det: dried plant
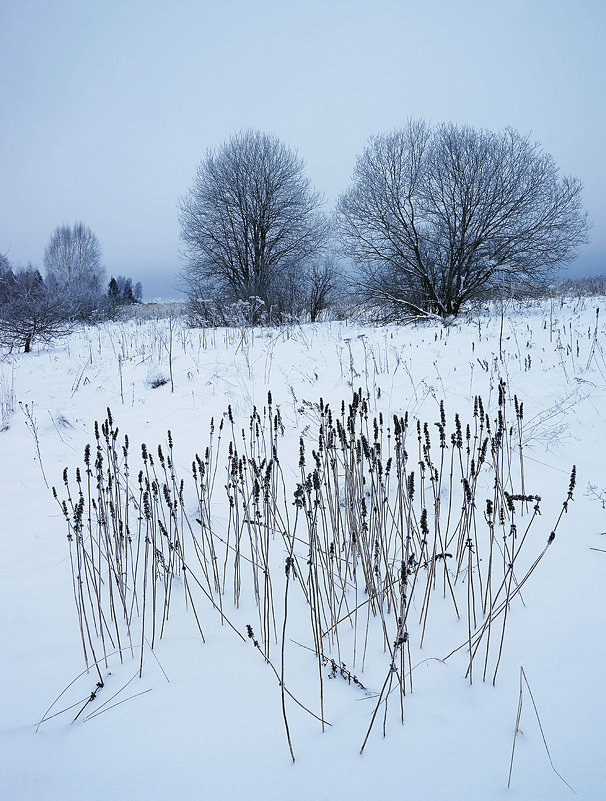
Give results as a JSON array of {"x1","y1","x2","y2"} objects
[{"x1": 50, "y1": 384, "x2": 576, "y2": 756}]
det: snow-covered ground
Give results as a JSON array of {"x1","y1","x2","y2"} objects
[{"x1": 1, "y1": 297, "x2": 605, "y2": 801}]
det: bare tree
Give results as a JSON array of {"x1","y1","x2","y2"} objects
[
  {"x1": 337, "y1": 120, "x2": 590, "y2": 321},
  {"x1": 0, "y1": 266, "x2": 72, "y2": 352},
  {"x1": 300, "y1": 257, "x2": 342, "y2": 322},
  {"x1": 178, "y1": 130, "x2": 329, "y2": 323},
  {"x1": 44, "y1": 222, "x2": 105, "y2": 318}
]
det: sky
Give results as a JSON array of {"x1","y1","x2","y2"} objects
[{"x1": 1, "y1": 0, "x2": 604, "y2": 301}]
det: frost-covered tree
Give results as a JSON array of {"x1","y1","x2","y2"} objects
[
  {"x1": 337, "y1": 120, "x2": 590, "y2": 321},
  {"x1": 44, "y1": 222, "x2": 105, "y2": 318},
  {"x1": 0, "y1": 265, "x2": 72, "y2": 352},
  {"x1": 179, "y1": 130, "x2": 329, "y2": 323},
  {"x1": 0, "y1": 251, "x2": 11, "y2": 275},
  {"x1": 121, "y1": 278, "x2": 135, "y2": 304},
  {"x1": 0, "y1": 254, "x2": 16, "y2": 305}
]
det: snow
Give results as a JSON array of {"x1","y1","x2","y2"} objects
[{"x1": 1, "y1": 298, "x2": 605, "y2": 800}]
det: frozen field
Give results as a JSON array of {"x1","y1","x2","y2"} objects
[{"x1": 1, "y1": 297, "x2": 605, "y2": 800}]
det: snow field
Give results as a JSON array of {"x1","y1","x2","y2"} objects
[{"x1": 1, "y1": 298, "x2": 605, "y2": 800}]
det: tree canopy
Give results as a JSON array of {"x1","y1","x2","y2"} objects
[
  {"x1": 0, "y1": 263, "x2": 72, "y2": 352},
  {"x1": 44, "y1": 222, "x2": 105, "y2": 317},
  {"x1": 178, "y1": 130, "x2": 330, "y2": 323},
  {"x1": 337, "y1": 120, "x2": 590, "y2": 320}
]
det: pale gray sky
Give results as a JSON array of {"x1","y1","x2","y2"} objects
[{"x1": 1, "y1": 0, "x2": 604, "y2": 300}]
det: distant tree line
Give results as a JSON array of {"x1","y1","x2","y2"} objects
[
  {"x1": 554, "y1": 274, "x2": 606, "y2": 297},
  {"x1": 1, "y1": 119, "x2": 596, "y2": 346},
  {"x1": 0, "y1": 223, "x2": 143, "y2": 351},
  {"x1": 108, "y1": 275, "x2": 143, "y2": 307}
]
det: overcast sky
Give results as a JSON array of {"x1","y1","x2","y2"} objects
[{"x1": 1, "y1": 0, "x2": 604, "y2": 300}]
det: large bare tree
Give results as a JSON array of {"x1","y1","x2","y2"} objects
[
  {"x1": 178, "y1": 130, "x2": 329, "y2": 323},
  {"x1": 44, "y1": 222, "x2": 105, "y2": 317},
  {"x1": 337, "y1": 120, "x2": 590, "y2": 320}
]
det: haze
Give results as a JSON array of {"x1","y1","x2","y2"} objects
[{"x1": 1, "y1": 0, "x2": 604, "y2": 300}]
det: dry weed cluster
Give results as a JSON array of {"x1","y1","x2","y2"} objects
[{"x1": 52, "y1": 381, "x2": 575, "y2": 754}]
